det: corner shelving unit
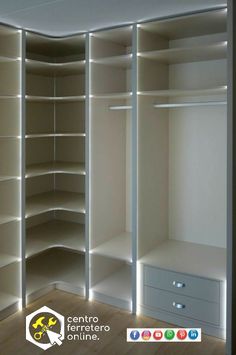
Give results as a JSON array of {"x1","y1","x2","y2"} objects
[
  {"x1": 0, "y1": 25, "x2": 22, "y2": 319},
  {"x1": 90, "y1": 25, "x2": 134, "y2": 310},
  {"x1": 137, "y1": 8, "x2": 227, "y2": 338},
  {"x1": 25, "y1": 32, "x2": 87, "y2": 303}
]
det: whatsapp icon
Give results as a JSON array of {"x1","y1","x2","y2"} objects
[{"x1": 164, "y1": 329, "x2": 175, "y2": 340}]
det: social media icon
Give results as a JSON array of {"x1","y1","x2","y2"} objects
[
  {"x1": 188, "y1": 329, "x2": 198, "y2": 340},
  {"x1": 153, "y1": 330, "x2": 163, "y2": 340},
  {"x1": 164, "y1": 329, "x2": 175, "y2": 340},
  {"x1": 177, "y1": 329, "x2": 187, "y2": 340},
  {"x1": 142, "y1": 330, "x2": 151, "y2": 340},
  {"x1": 130, "y1": 330, "x2": 140, "y2": 340}
]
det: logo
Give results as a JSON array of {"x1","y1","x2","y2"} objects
[
  {"x1": 177, "y1": 329, "x2": 187, "y2": 340},
  {"x1": 26, "y1": 306, "x2": 65, "y2": 350},
  {"x1": 164, "y1": 329, "x2": 175, "y2": 340},
  {"x1": 188, "y1": 329, "x2": 199, "y2": 340},
  {"x1": 130, "y1": 330, "x2": 140, "y2": 341},
  {"x1": 153, "y1": 330, "x2": 163, "y2": 340},
  {"x1": 141, "y1": 330, "x2": 151, "y2": 340}
]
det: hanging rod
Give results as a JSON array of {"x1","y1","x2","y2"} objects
[{"x1": 109, "y1": 105, "x2": 132, "y2": 110}]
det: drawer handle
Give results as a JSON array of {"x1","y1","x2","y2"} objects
[
  {"x1": 172, "y1": 302, "x2": 185, "y2": 309},
  {"x1": 172, "y1": 281, "x2": 185, "y2": 288}
]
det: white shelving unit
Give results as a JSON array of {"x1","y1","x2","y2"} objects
[
  {"x1": 25, "y1": 32, "x2": 86, "y2": 301},
  {"x1": 0, "y1": 25, "x2": 21, "y2": 319},
  {"x1": 90, "y1": 26, "x2": 134, "y2": 310},
  {"x1": 138, "y1": 8, "x2": 227, "y2": 338}
]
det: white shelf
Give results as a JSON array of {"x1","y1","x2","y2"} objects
[
  {"x1": 26, "y1": 162, "x2": 85, "y2": 178},
  {"x1": 0, "y1": 95, "x2": 20, "y2": 99},
  {"x1": 26, "y1": 220, "x2": 85, "y2": 258},
  {"x1": 26, "y1": 95, "x2": 86, "y2": 102},
  {"x1": 26, "y1": 59, "x2": 85, "y2": 75},
  {"x1": 0, "y1": 136, "x2": 20, "y2": 139},
  {"x1": 92, "y1": 92, "x2": 132, "y2": 99},
  {"x1": 92, "y1": 54, "x2": 132, "y2": 69},
  {"x1": 138, "y1": 86, "x2": 227, "y2": 97},
  {"x1": 26, "y1": 250, "x2": 85, "y2": 296},
  {"x1": 91, "y1": 232, "x2": 132, "y2": 263},
  {"x1": 140, "y1": 240, "x2": 226, "y2": 281},
  {"x1": 0, "y1": 215, "x2": 19, "y2": 226},
  {"x1": 26, "y1": 191, "x2": 85, "y2": 218},
  {"x1": 0, "y1": 292, "x2": 19, "y2": 312},
  {"x1": 92, "y1": 265, "x2": 131, "y2": 303},
  {"x1": 153, "y1": 101, "x2": 227, "y2": 108},
  {"x1": 25, "y1": 133, "x2": 86, "y2": 138},
  {"x1": 0, "y1": 253, "x2": 19, "y2": 268},
  {"x1": 0, "y1": 176, "x2": 20, "y2": 182},
  {"x1": 0, "y1": 56, "x2": 20, "y2": 63},
  {"x1": 139, "y1": 42, "x2": 227, "y2": 64}
]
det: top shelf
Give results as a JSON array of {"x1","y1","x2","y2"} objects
[
  {"x1": 26, "y1": 59, "x2": 85, "y2": 76},
  {"x1": 138, "y1": 42, "x2": 227, "y2": 64}
]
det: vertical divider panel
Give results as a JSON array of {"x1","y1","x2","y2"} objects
[
  {"x1": 20, "y1": 30, "x2": 26, "y2": 308},
  {"x1": 131, "y1": 24, "x2": 138, "y2": 314},
  {"x1": 85, "y1": 33, "x2": 91, "y2": 300}
]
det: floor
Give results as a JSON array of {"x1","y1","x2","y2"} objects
[{"x1": 0, "y1": 290, "x2": 226, "y2": 355}]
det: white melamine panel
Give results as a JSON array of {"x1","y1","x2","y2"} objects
[
  {"x1": 0, "y1": 263, "x2": 20, "y2": 308},
  {"x1": 26, "y1": 73, "x2": 54, "y2": 96},
  {"x1": 55, "y1": 101, "x2": 85, "y2": 133},
  {"x1": 26, "y1": 174, "x2": 53, "y2": 197},
  {"x1": 26, "y1": 138, "x2": 54, "y2": 165},
  {"x1": 138, "y1": 96, "x2": 169, "y2": 257},
  {"x1": 0, "y1": 61, "x2": 20, "y2": 96},
  {"x1": 169, "y1": 106, "x2": 227, "y2": 248},
  {"x1": 91, "y1": 98, "x2": 130, "y2": 248},
  {"x1": 55, "y1": 174, "x2": 85, "y2": 194},
  {"x1": 55, "y1": 74, "x2": 85, "y2": 96},
  {"x1": 56, "y1": 137, "x2": 85, "y2": 163},
  {"x1": 0, "y1": 180, "x2": 20, "y2": 219},
  {"x1": 0, "y1": 221, "x2": 20, "y2": 260},
  {"x1": 26, "y1": 102, "x2": 54, "y2": 134}
]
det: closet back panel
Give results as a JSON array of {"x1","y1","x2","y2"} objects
[
  {"x1": 55, "y1": 175, "x2": 85, "y2": 193},
  {"x1": 26, "y1": 175, "x2": 54, "y2": 197},
  {"x1": 26, "y1": 102, "x2": 54, "y2": 134},
  {"x1": 91, "y1": 99, "x2": 129, "y2": 248},
  {"x1": 0, "y1": 180, "x2": 20, "y2": 216},
  {"x1": 26, "y1": 74, "x2": 54, "y2": 96},
  {"x1": 0, "y1": 62, "x2": 20, "y2": 95},
  {"x1": 169, "y1": 106, "x2": 227, "y2": 247},
  {"x1": 26, "y1": 139, "x2": 54, "y2": 165},
  {"x1": 0, "y1": 27, "x2": 20, "y2": 58},
  {"x1": 0, "y1": 263, "x2": 20, "y2": 297},
  {"x1": 55, "y1": 75, "x2": 85, "y2": 96},
  {"x1": 0, "y1": 222, "x2": 20, "y2": 257},
  {"x1": 138, "y1": 96, "x2": 169, "y2": 258},
  {"x1": 55, "y1": 102, "x2": 85, "y2": 133},
  {"x1": 55, "y1": 138, "x2": 85, "y2": 162}
]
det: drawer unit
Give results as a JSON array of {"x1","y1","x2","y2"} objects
[
  {"x1": 143, "y1": 265, "x2": 220, "y2": 303},
  {"x1": 143, "y1": 286, "x2": 220, "y2": 325}
]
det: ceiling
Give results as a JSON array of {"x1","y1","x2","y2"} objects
[{"x1": 0, "y1": 0, "x2": 227, "y2": 37}]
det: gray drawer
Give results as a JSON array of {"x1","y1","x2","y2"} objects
[
  {"x1": 144, "y1": 286, "x2": 220, "y2": 325},
  {"x1": 143, "y1": 266, "x2": 220, "y2": 303}
]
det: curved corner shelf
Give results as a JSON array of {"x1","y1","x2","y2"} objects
[
  {"x1": 26, "y1": 95, "x2": 86, "y2": 102},
  {"x1": 26, "y1": 59, "x2": 85, "y2": 76},
  {"x1": 26, "y1": 162, "x2": 85, "y2": 178},
  {"x1": 26, "y1": 220, "x2": 85, "y2": 258},
  {"x1": 26, "y1": 191, "x2": 85, "y2": 219},
  {"x1": 25, "y1": 133, "x2": 86, "y2": 138}
]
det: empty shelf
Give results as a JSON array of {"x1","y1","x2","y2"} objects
[
  {"x1": 26, "y1": 162, "x2": 85, "y2": 178},
  {"x1": 92, "y1": 54, "x2": 132, "y2": 69},
  {"x1": 140, "y1": 240, "x2": 226, "y2": 281},
  {"x1": 26, "y1": 220, "x2": 85, "y2": 258},
  {"x1": 92, "y1": 265, "x2": 131, "y2": 304},
  {"x1": 26, "y1": 95, "x2": 86, "y2": 102},
  {"x1": 0, "y1": 292, "x2": 19, "y2": 312},
  {"x1": 0, "y1": 176, "x2": 20, "y2": 182},
  {"x1": 92, "y1": 92, "x2": 132, "y2": 99},
  {"x1": 0, "y1": 56, "x2": 20, "y2": 63},
  {"x1": 91, "y1": 232, "x2": 132, "y2": 262},
  {"x1": 26, "y1": 249, "x2": 85, "y2": 296},
  {"x1": 26, "y1": 59, "x2": 85, "y2": 76},
  {"x1": 26, "y1": 191, "x2": 85, "y2": 218},
  {"x1": 0, "y1": 253, "x2": 19, "y2": 268},
  {"x1": 139, "y1": 42, "x2": 227, "y2": 64},
  {"x1": 153, "y1": 101, "x2": 227, "y2": 108},
  {"x1": 25, "y1": 133, "x2": 85, "y2": 138},
  {"x1": 138, "y1": 86, "x2": 227, "y2": 97}
]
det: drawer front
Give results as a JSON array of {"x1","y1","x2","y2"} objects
[
  {"x1": 144, "y1": 266, "x2": 220, "y2": 303},
  {"x1": 144, "y1": 286, "x2": 220, "y2": 325}
]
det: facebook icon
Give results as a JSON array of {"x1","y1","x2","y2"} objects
[{"x1": 130, "y1": 330, "x2": 140, "y2": 340}]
